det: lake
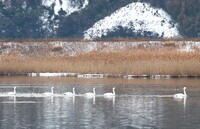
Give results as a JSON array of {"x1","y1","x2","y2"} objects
[{"x1": 0, "y1": 76, "x2": 200, "y2": 129}]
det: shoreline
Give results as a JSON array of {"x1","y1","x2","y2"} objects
[{"x1": 0, "y1": 73, "x2": 200, "y2": 79}]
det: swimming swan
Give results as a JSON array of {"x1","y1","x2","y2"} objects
[
  {"x1": 84, "y1": 88, "x2": 96, "y2": 97},
  {"x1": 64, "y1": 87, "x2": 75, "y2": 97},
  {"x1": 103, "y1": 87, "x2": 115, "y2": 97},
  {"x1": 173, "y1": 87, "x2": 187, "y2": 99},
  {"x1": 43, "y1": 87, "x2": 54, "y2": 96},
  {"x1": 8, "y1": 87, "x2": 17, "y2": 95}
]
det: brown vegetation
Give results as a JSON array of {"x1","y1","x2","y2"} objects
[
  {"x1": 51, "y1": 45, "x2": 63, "y2": 51},
  {"x1": 1, "y1": 49, "x2": 200, "y2": 75}
]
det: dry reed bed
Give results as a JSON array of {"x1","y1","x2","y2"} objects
[{"x1": 1, "y1": 49, "x2": 200, "y2": 75}]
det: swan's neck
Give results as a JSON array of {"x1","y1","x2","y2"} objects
[
  {"x1": 51, "y1": 88, "x2": 54, "y2": 94},
  {"x1": 73, "y1": 88, "x2": 75, "y2": 95},
  {"x1": 183, "y1": 88, "x2": 187, "y2": 96},
  {"x1": 93, "y1": 88, "x2": 95, "y2": 95},
  {"x1": 113, "y1": 88, "x2": 115, "y2": 95},
  {"x1": 14, "y1": 88, "x2": 16, "y2": 94}
]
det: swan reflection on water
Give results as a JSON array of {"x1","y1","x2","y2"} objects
[
  {"x1": 64, "y1": 95, "x2": 75, "y2": 104},
  {"x1": 173, "y1": 95, "x2": 187, "y2": 110},
  {"x1": 84, "y1": 95, "x2": 96, "y2": 105},
  {"x1": 104, "y1": 96, "x2": 115, "y2": 107}
]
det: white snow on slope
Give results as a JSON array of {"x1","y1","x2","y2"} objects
[
  {"x1": 41, "y1": 0, "x2": 89, "y2": 36},
  {"x1": 84, "y1": 2, "x2": 180, "y2": 40},
  {"x1": 1, "y1": 0, "x2": 11, "y2": 8},
  {"x1": 42, "y1": 0, "x2": 89, "y2": 16}
]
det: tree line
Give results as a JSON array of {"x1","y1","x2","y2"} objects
[{"x1": 0, "y1": 0, "x2": 199, "y2": 39}]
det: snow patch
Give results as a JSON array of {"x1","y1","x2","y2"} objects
[
  {"x1": 177, "y1": 41, "x2": 200, "y2": 52},
  {"x1": 42, "y1": 0, "x2": 89, "y2": 16},
  {"x1": 40, "y1": 11, "x2": 58, "y2": 36},
  {"x1": 84, "y1": 2, "x2": 180, "y2": 40},
  {"x1": 1, "y1": 0, "x2": 11, "y2": 8},
  {"x1": 22, "y1": 1, "x2": 27, "y2": 9}
]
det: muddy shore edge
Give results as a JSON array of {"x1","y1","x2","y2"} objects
[{"x1": 1, "y1": 73, "x2": 200, "y2": 79}]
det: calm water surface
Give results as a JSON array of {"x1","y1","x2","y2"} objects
[{"x1": 0, "y1": 77, "x2": 200, "y2": 129}]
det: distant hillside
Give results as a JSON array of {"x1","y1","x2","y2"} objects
[{"x1": 0, "y1": 0, "x2": 199, "y2": 39}]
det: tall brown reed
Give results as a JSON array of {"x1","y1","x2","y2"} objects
[{"x1": 1, "y1": 49, "x2": 200, "y2": 75}]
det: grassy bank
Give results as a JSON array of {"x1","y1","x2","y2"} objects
[{"x1": 1, "y1": 49, "x2": 200, "y2": 75}]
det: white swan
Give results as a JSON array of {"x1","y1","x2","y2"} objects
[
  {"x1": 103, "y1": 87, "x2": 115, "y2": 97},
  {"x1": 84, "y1": 88, "x2": 96, "y2": 97},
  {"x1": 8, "y1": 87, "x2": 17, "y2": 95},
  {"x1": 43, "y1": 87, "x2": 54, "y2": 96},
  {"x1": 173, "y1": 87, "x2": 187, "y2": 99},
  {"x1": 64, "y1": 87, "x2": 76, "y2": 97}
]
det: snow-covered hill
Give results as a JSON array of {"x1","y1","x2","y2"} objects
[{"x1": 84, "y1": 2, "x2": 180, "y2": 40}]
